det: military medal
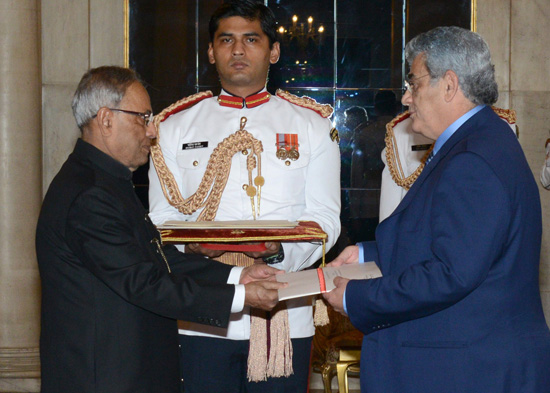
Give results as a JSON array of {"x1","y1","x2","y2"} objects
[
  {"x1": 276, "y1": 133, "x2": 288, "y2": 160},
  {"x1": 288, "y1": 148, "x2": 299, "y2": 160},
  {"x1": 276, "y1": 147, "x2": 288, "y2": 160},
  {"x1": 287, "y1": 134, "x2": 300, "y2": 160},
  {"x1": 276, "y1": 133, "x2": 300, "y2": 163}
]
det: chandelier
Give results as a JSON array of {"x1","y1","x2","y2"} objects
[{"x1": 277, "y1": 15, "x2": 325, "y2": 50}]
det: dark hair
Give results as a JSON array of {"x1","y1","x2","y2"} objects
[
  {"x1": 374, "y1": 90, "x2": 397, "y2": 116},
  {"x1": 71, "y1": 66, "x2": 142, "y2": 130},
  {"x1": 209, "y1": 0, "x2": 278, "y2": 47},
  {"x1": 345, "y1": 106, "x2": 369, "y2": 124}
]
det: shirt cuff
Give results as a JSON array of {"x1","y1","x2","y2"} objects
[
  {"x1": 356, "y1": 242, "x2": 365, "y2": 263},
  {"x1": 228, "y1": 267, "x2": 245, "y2": 313},
  {"x1": 343, "y1": 288, "x2": 348, "y2": 314}
]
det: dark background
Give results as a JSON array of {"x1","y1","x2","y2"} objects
[{"x1": 129, "y1": 0, "x2": 471, "y2": 250}]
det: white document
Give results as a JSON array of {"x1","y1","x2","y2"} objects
[
  {"x1": 276, "y1": 262, "x2": 382, "y2": 301},
  {"x1": 159, "y1": 220, "x2": 298, "y2": 229}
]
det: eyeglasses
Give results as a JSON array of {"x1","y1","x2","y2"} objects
[
  {"x1": 403, "y1": 73, "x2": 430, "y2": 95},
  {"x1": 110, "y1": 108, "x2": 154, "y2": 126},
  {"x1": 93, "y1": 108, "x2": 154, "y2": 126}
]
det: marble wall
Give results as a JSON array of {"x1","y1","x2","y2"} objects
[
  {"x1": 0, "y1": 1, "x2": 125, "y2": 392},
  {"x1": 0, "y1": 1, "x2": 41, "y2": 392},
  {"x1": 478, "y1": 0, "x2": 550, "y2": 325},
  {"x1": 41, "y1": 0, "x2": 125, "y2": 189}
]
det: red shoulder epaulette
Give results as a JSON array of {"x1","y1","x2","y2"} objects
[
  {"x1": 155, "y1": 91, "x2": 213, "y2": 124},
  {"x1": 386, "y1": 110, "x2": 410, "y2": 132},
  {"x1": 275, "y1": 89, "x2": 333, "y2": 118},
  {"x1": 491, "y1": 106, "x2": 516, "y2": 125}
]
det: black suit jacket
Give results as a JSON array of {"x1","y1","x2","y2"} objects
[{"x1": 36, "y1": 139, "x2": 235, "y2": 393}]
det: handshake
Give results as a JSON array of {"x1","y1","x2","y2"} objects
[
  {"x1": 187, "y1": 240, "x2": 289, "y2": 311},
  {"x1": 239, "y1": 263, "x2": 287, "y2": 311}
]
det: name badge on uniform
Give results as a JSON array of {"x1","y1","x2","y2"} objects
[
  {"x1": 182, "y1": 141, "x2": 208, "y2": 150},
  {"x1": 276, "y1": 133, "x2": 299, "y2": 161},
  {"x1": 411, "y1": 144, "x2": 432, "y2": 151}
]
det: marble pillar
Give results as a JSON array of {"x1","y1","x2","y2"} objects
[
  {"x1": 477, "y1": 0, "x2": 550, "y2": 327},
  {"x1": 0, "y1": 0, "x2": 42, "y2": 388}
]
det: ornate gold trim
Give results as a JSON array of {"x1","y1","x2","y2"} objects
[
  {"x1": 384, "y1": 111, "x2": 432, "y2": 190},
  {"x1": 124, "y1": 0, "x2": 129, "y2": 68},
  {"x1": 246, "y1": 93, "x2": 271, "y2": 107},
  {"x1": 471, "y1": 0, "x2": 477, "y2": 32},
  {"x1": 161, "y1": 233, "x2": 327, "y2": 243},
  {"x1": 491, "y1": 107, "x2": 517, "y2": 124},
  {"x1": 154, "y1": 91, "x2": 213, "y2": 128},
  {"x1": 151, "y1": 97, "x2": 264, "y2": 220},
  {"x1": 276, "y1": 89, "x2": 334, "y2": 118},
  {"x1": 384, "y1": 106, "x2": 517, "y2": 191},
  {"x1": 150, "y1": 92, "x2": 212, "y2": 217}
]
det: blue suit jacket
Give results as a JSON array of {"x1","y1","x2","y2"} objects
[{"x1": 347, "y1": 106, "x2": 550, "y2": 392}]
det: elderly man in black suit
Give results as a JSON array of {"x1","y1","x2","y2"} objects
[{"x1": 36, "y1": 66, "x2": 283, "y2": 393}]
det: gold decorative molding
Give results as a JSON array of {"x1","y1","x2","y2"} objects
[
  {"x1": 471, "y1": 0, "x2": 477, "y2": 32},
  {"x1": 124, "y1": 0, "x2": 130, "y2": 68},
  {"x1": 0, "y1": 347, "x2": 40, "y2": 378}
]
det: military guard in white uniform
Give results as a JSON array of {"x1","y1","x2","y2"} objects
[{"x1": 147, "y1": 1, "x2": 340, "y2": 392}]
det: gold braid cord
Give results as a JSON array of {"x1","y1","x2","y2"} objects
[
  {"x1": 384, "y1": 111, "x2": 433, "y2": 190},
  {"x1": 150, "y1": 91, "x2": 213, "y2": 217},
  {"x1": 151, "y1": 115, "x2": 263, "y2": 221},
  {"x1": 384, "y1": 107, "x2": 518, "y2": 191},
  {"x1": 152, "y1": 94, "x2": 291, "y2": 381},
  {"x1": 276, "y1": 89, "x2": 334, "y2": 118},
  {"x1": 491, "y1": 107, "x2": 517, "y2": 124}
]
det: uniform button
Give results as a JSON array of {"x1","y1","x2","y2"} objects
[
  {"x1": 285, "y1": 161, "x2": 291, "y2": 166},
  {"x1": 193, "y1": 160, "x2": 199, "y2": 167},
  {"x1": 242, "y1": 149, "x2": 248, "y2": 155}
]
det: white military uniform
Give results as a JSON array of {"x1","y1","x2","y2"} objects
[
  {"x1": 541, "y1": 142, "x2": 550, "y2": 189},
  {"x1": 379, "y1": 114, "x2": 432, "y2": 221},
  {"x1": 380, "y1": 108, "x2": 518, "y2": 221},
  {"x1": 148, "y1": 88, "x2": 341, "y2": 340}
]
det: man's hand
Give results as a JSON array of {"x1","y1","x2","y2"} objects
[
  {"x1": 322, "y1": 276, "x2": 350, "y2": 316},
  {"x1": 244, "y1": 280, "x2": 285, "y2": 311},
  {"x1": 185, "y1": 242, "x2": 281, "y2": 260},
  {"x1": 328, "y1": 245, "x2": 360, "y2": 267},
  {"x1": 243, "y1": 241, "x2": 280, "y2": 259},
  {"x1": 185, "y1": 243, "x2": 225, "y2": 258},
  {"x1": 240, "y1": 263, "x2": 283, "y2": 284}
]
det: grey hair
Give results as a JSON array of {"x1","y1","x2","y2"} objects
[
  {"x1": 405, "y1": 26, "x2": 498, "y2": 105},
  {"x1": 71, "y1": 66, "x2": 142, "y2": 130}
]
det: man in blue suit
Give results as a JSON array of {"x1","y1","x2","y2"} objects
[{"x1": 323, "y1": 26, "x2": 550, "y2": 392}]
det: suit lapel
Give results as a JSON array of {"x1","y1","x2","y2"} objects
[{"x1": 383, "y1": 106, "x2": 492, "y2": 221}]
